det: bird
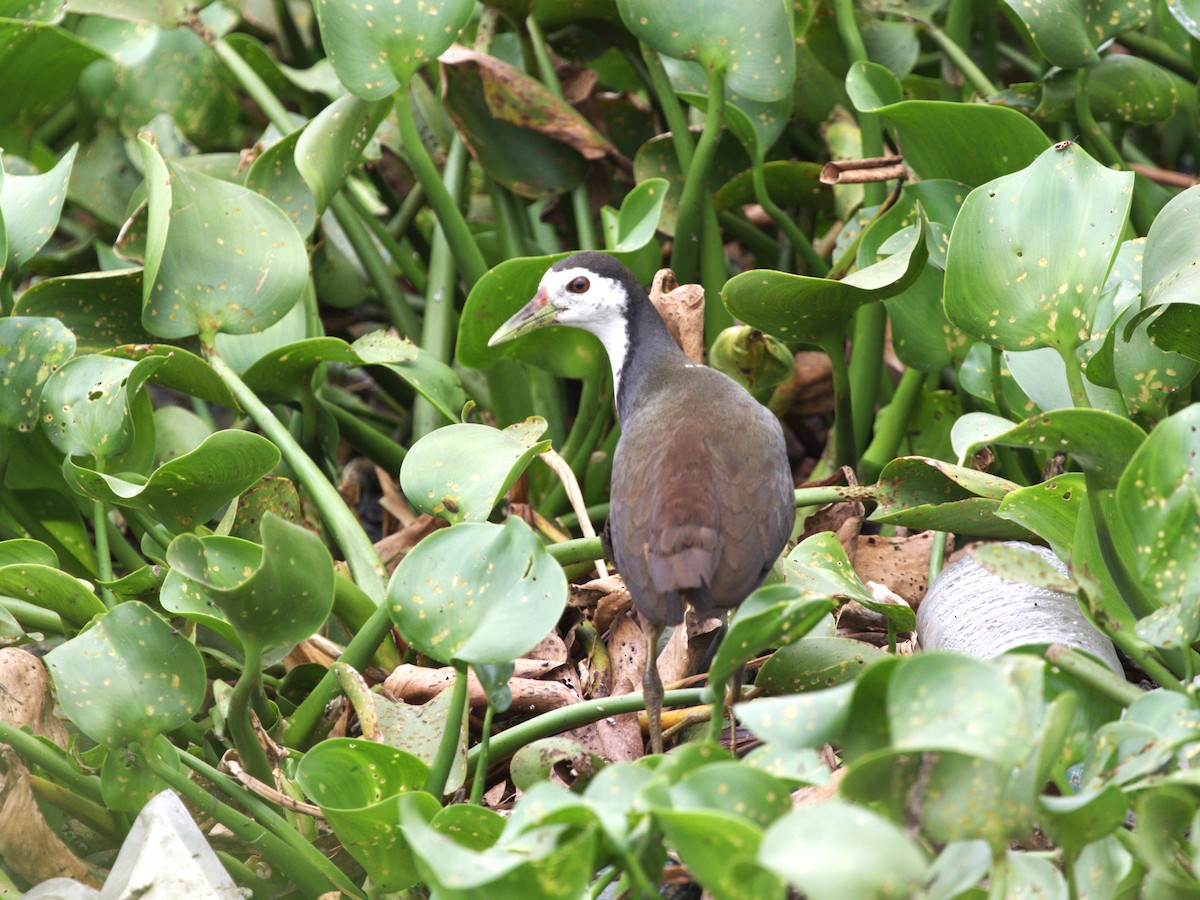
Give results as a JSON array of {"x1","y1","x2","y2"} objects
[{"x1": 488, "y1": 252, "x2": 795, "y2": 753}]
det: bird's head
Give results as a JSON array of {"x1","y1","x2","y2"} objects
[{"x1": 488, "y1": 252, "x2": 639, "y2": 346}]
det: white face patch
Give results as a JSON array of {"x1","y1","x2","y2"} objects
[{"x1": 540, "y1": 266, "x2": 631, "y2": 398}]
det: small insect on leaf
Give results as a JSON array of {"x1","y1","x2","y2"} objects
[{"x1": 1054, "y1": 139, "x2": 1076, "y2": 151}]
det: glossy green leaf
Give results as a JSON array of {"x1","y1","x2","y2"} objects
[
  {"x1": 351, "y1": 331, "x2": 467, "y2": 423},
  {"x1": 945, "y1": 144, "x2": 1133, "y2": 355},
  {"x1": 757, "y1": 637, "x2": 887, "y2": 695},
  {"x1": 313, "y1": 0, "x2": 474, "y2": 98},
  {"x1": 1005, "y1": 346, "x2": 1123, "y2": 414},
  {"x1": 1135, "y1": 185, "x2": 1200, "y2": 360},
  {"x1": 994, "y1": 474, "x2": 1086, "y2": 559},
  {"x1": 386, "y1": 517, "x2": 567, "y2": 666},
  {"x1": 847, "y1": 62, "x2": 1048, "y2": 185},
  {"x1": 0, "y1": 539, "x2": 57, "y2": 568},
  {"x1": 0, "y1": 143, "x2": 75, "y2": 276},
  {"x1": 870, "y1": 456, "x2": 1029, "y2": 539},
  {"x1": 1040, "y1": 785, "x2": 1129, "y2": 857},
  {"x1": 246, "y1": 94, "x2": 392, "y2": 236},
  {"x1": 618, "y1": 0, "x2": 793, "y2": 102},
  {"x1": 713, "y1": 161, "x2": 830, "y2": 215},
  {"x1": 758, "y1": 802, "x2": 929, "y2": 899},
  {"x1": 296, "y1": 738, "x2": 434, "y2": 893},
  {"x1": 1002, "y1": 0, "x2": 1152, "y2": 68},
  {"x1": 669, "y1": 761, "x2": 792, "y2": 828},
  {"x1": 510, "y1": 737, "x2": 605, "y2": 792},
  {"x1": 722, "y1": 216, "x2": 926, "y2": 347},
  {"x1": 106, "y1": 343, "x2": 239, "y2": 410},
  {"x1": 400, "y1": 419, "x2": 550, "y2": 524},
  {"x1": 100, "y1": 735, "x2": 175, "y2": 813},
  {"x1": 1034, "y1": 56, "x2": 1179, "y2": 125},
  {"x1": 735, "y1": 681, "x2": 856, "y2": 751},
  {"x1": 375, "y1": 686, "x2": 468, "y2": 794},
  {"x1": 655, "y1": 809, "x2": 786, "y2": 900},
  {"x1": 138, "y1": 135, "x2": 308, "y2": 340},
  {"x1": 0, "y1": 563, "x2": 106, "y2": 628},
  {"x1": 1114, "y1": 405, "x2": 1200, "y2": 631},
  {"x1": 708, "y1": 585, "x2": 835, "y2": 699},
  {"x1": 609, "y1": 177, "x2": 668, "y2": 252},
  {"x1": 14, "y1": 270, "x2": 157, "y2": 353},
  {"x1": 784, "y1": 532, "x2": 916, "y2": 632},
  {"x1": 45, "y1": 601, "x2": 205, "y2": 746},
  {"x1": 39, "y1": 353, "x2": 164, "y2": 462},
  {"x1": 63, "y1": 430, "x2": 280, "y2": 534},
  {"x1": 164, "y1": 513, "x2": 334, "y2": 652},
  {"x1": 632, "y1": 130, "x2": 751, "y2": 236},
  {"x1": 0, "y1": 316, "x2": 75, "y2": 432}
]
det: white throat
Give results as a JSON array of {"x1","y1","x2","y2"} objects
[{"x1": 587, "y1": 316, "x2": 629, "y2": 409}]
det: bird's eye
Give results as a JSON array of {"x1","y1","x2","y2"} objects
[{"x1": 567, "y1": 276, "x2": 590, "y2": 293}]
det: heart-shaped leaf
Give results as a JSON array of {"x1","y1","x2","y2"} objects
[
  {"x1": 138, "y1": 135, "x2": 307, "y2": 341},
  {"x1": 386, "y1": 517, "x2": 566, "y2": 666},
  {"x1": 14, "y1": 270, "x2": 158, "y2": 353},
  {"x1": 45, "y1": 601, "x2": 206, "y2": 746},
  {"x1": 784, "y1": 532, "x2": 916, "y2": 632},
  {"x1": 0, "y1": 563, "x2": 107, "y2": 628},
  {"x1": 0, "y1": 317, "x2": 76, "y2": 432},
  {"x1": 1002, "y1": 0, "x2": 1152, "y2": 68},
  {"x1": 0, "y1": 144, "x2": 76, "y2": 277}
]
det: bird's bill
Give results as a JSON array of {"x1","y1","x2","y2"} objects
[{"x1": 488, "y1": 287, "x2": 559, "y2": 346}]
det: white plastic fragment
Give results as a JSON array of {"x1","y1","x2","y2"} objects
[{"x1": 916, "y1": 542, "x2": 1122, "y2": 674}]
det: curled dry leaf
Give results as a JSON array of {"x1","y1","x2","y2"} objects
[
  {"x1": 770, "y1": 350, "x2": 835, "y2": 417},
  {"x1": 649, "y1": 269, "x2": 706, "y2": 363},
  {"x1": 798, "y1": 499, "x2": 864, "y2": 554},
  {"x1": 375, "y1": 513, "x2": 447, "y2": 573},
  {"x1": 656, "y1": 608, "x2": 724, "y2": 686},
  {"x1": 382, "y1": 662, "x2": 577, "y2": 716},
  {"x1": 853, "y1": 531, "x2": 946, "y2": 607},
  {"x1": 439, "y1": 45, "x2": 621, "y2": 162}
]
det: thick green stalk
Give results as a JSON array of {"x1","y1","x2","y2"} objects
[
  {"x1": 226, "y1": 644, "x2": 274, "y2": 789},
  {"x1": 144, "y1": 747, "x2": 363, "y2": 898},
  {"x1": 345, "y1": 188, "x2": 428, "y2": 294},
  {"x1": 642, "y1": 48, "x2": 695, "y2": 169},
  {"x1": 388, "y1": 181, "x2": 427, "y2": 241},
  {"x1": 424, "y1": 666, "x2": 469, "y2": 798},
  {"x1": 92, "y1": 499, "x2": 116, "y2": 608},
  {"x1": 469, "y1": 704, "x2": 495, "y2": 805},
  {"x1": 322, "y1": 399, "x2": 406, "y2": 472},
  {"x1": 848, "y1": 304, "x2": 886, "y2": 457},
  {"x1": 1, "y1": 597, "x2": 65, "y2": 634},
  {"x1": 671, "y1": 66, "x2": 725, "y2": 284},
  {"x1": 700, "y1": 204, "x2": 733, "y2": 342},
  {"x1": 1060, "y1": 346, "x2": 1093, "y2": 409},
  {"x1": 1074, "y1": 69, "x2": 1123, "y2": 169},
  {"x1": 858, "y1": 367, "x2": 927, "y2": 482},
  {"x1": 29, "y1": 774, "x2": 123, "y2": 843},
  {"x1": 1045, "y1": 645, "x2": 1144, "y2": 707},
  {"x1": 0, "y1": 721, "x2": 104, "y2": 805},
  {"x1": 751, "y1": 162, "x2": 827, "y2": 276},
  {"x1": 824, "y1": 340, "x2": 858, "y2": 471},
  {"x1": 924, "y1": 18, "x2": 999, "y2": 96},
  {"x1": 394, "y1": 86, "x2": 489, "y2": 289},
  {"x1": 204, "y1": 349, "x2": 386, "y2": 600}
]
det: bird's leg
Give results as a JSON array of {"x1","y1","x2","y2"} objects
[{"x1": 643, "y1": 622, "x2": 665, "y2": 755}]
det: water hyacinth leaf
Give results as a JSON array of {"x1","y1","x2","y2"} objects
[
  {"x1": 707, "y1": 586, "x2": 836, "y2": 698},
  {"x1": 735, "y1": 680, "x2": 856, "y2": 751},
  {"x1": 400, "y1": 419, "x2": 550, "y2": 523},
  {"x1": 1040, "y1": 785, "x2": 1129, "y2": 857},
  {"x1": 1134, "y1": 185, "x2": 1200, "y2": 359},
  {"x1": 0, "y1": 144, "x2": 76, "y2": 276},
  {"x1": 137, "y1": 135, "x2": 308, "y2": 340},
  {"x1": 784, "y1": 531, "x2": 915, "y2": 632},
  {"x1": 713, "y1": 162, "x2": 830, "y2": 215},
  {"x1": 669, "y1": 761, "x2": 793, "y2": 828},
  {"x1": 1166, "y1": 0, "x2": 1200, "y2": 35},
  {"x1": 63, "y1": 430, "x2": 280, "y2": 534},
  {"x1": 758, "y1": 802, "x2": 929, "y2": 899},
  {"x1": 946, "y1": 145, "x2": 1132, "y2": 357},
  {"x1": 240, "y1": 337, "x2": 361, "y2": 401},
  {"x1": 313, "y1": 0, "x2": 473, "y2": 98},
  {"x1": 1114, "y1": 404, "x2": 1200, "y2": 616},
  {"x1": 106, "y1": 343, "x2": 239, "y2": 410},
  {"x1": 375, "y1": 685, "x2": 468, "y2": 792},
  {"x1": 101, "y1": 735, "x2": 175, "y2": 813},
  {"x1": 509, "y1": 737, "x2": 605, "y2": 792},
  {"x1": 1002, "y1": 0, "x2": 1152, "y2": 69},
  {"x1": 610, "y1": 177, "x2": 668, "y2": 252},
  {"x1": 76, "y1": 16, "x2": 236, "y2": 146},
  {"x1": 0, "y1": 317, "x2": 75, "y2": 432},
  {"x1": 45, "y1": 600, "x2": 205, "y2": 746},
  {"x1": 617, "y1": 0, "x2": 794, "y2": 103},
  {"x1": 295, "y1": 738, "x2": 434, "y2": 893},
  {"x1": 655, "y1": 810, "x2": 787, "y2": 900},
  {"x1": 1034, "y1": 57, "x2": 1179, "y2": 126},
  {"x1": 1092, "y1": 303, "x2": 1199, "y2": 422},
  {"x1": 165, "y1": 513, "x2": 334, "y2": 652},
  {"x1": 870, "y1": 456, "x2": 1030, "y2": 539},
  {"x1": 386, "y1": 517, "x2": 566, "y2": 666},
  {"x1": 756, "y1": 636, "x2": 887, "y2": 695},
  {"x1": 722, "y1": 216, "x2": 926, "y2": 346},
  {"x1": 458, "y1": 253, "x2": 601, "y2": 376},
  {"x1": 14, "y1": 270, "x2": 156, "y2": 353},
  {"x1": 0, "y1": 539, "x2": 57, "y2": 568},
  {"x1": 847, "y1": 62, "x2": 1048, "y2": 186},
  {"x1": 39, "y1": 353, "x2": 165, "y2": 462},
  {"x1": 153, "y1": 405, "x2": 212, "y2": 464},
  {"x1": 632, "y1": 131, "x2": 751, "y2": 236},
  {"x1": 351, "y1": 331, "x2": 467, "y2": 422},
  {"x1": 246, "y1": 94, "x2": 392, "y2": 236},
  {"x1": 0, "y1": 564, "x2": 107, "y2": 628}
]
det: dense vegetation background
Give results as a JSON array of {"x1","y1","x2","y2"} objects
[{"x1": 2, "y1": 0, "x2": 1200, "y2": 895}]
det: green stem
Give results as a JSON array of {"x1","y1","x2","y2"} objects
[
  {"x1": 394, "y1": 85, "x2": 488, "y2": 289},
  {"x1": 1074, "y1": 69, "x2": 1123, "y2": 169},
  {"x1": 671, "y1": 66, "x2": 725, "y2": 284},
  {"x1": 642, "y1": 47, "x2": 695, "y2": 169},
  {"x1": 213, "y1": 39, "x2": 293, "y2": 129},
  {"x1": 1059, "y1": 345, "x2": 1093, "y2": 409},
  {"x1": 106, "y1": 515, "x2": 147, "y2": 575},
  {"x1": 424, "y1": 666, "x2": 469, "y2": 798},
  {"x1": 1, "y1": 597, "x2": 65, "y2": 634},
  {"x1": 29, "y1": 773, "x2": 123, "y2": 843},
  {"x1": 921, "y1": 20, "x2": 999, "y2": 96},
  {"x1": 848, "y1": 304, "x2": 886, "y2": 461},
  {"x1": 718, "y1": 210, "x2": 780, "y2": 263},
  {"x1": 0, "y1": 721, "x2": 105, "y2": 806},
  {"x1": 204, "y1": 349, "x2": 386, "y2": 600},
  {"x1": 0, "y1": 483, "x2": 97, "y2": 578},
  {"x1": 388, "y1": 181, "x2": 427, "y2": 241},
  {"x1": 92, "y1": 500, "x2": 116, "y2": 608},
  {"x1": 226, "y1": 644, "x2": 274, "y2": 789},
  {"x1": 345, "y1": 188, "x2": 428, "y2": 295},
  {"x1": 467, "y1": 688, "x2": 708, "y2": 769},
  {"x1": 835, "y1": 0, "x2": 885, "y2": 207},
  {"x1": 322, "y1": 399, "x2": 406, "y2": 472},
  {"x1": 144, "y1": 747, "x2": 363, "y2": 899},
  {"x1": 1046, "y1": 644, "x2": 1144, "y2": 705},
  {"x1": 469, "y1": 703, "x2": 495, "y2": 805},
  {"x1": 858, "y1": 367, "x2": 926, "y2": 481},
  {"x1": 751, "y1": 162, "x2": 827, "y2": 276},
  {"x1": 824, "y1": 340, "x2": 857, "y2": 470}
]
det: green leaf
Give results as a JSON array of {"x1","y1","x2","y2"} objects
[
  {"x1": 510, "y1": 738, "x2": 605, "y2": 792},
  {"x1": 870, "y1": 456, "x2": 1029, "y2": 539},
  {"x1": 138, "y1": 135, "x2": 308, "y2": 340},
  {"x1": 655, "y1": 810, "x2": 786, "y2": 900},
  {"x1": 63, "y1": 430, "x2": 280, "y2": 534},
  {"x1": 0, "y1": 144, "x2": 76, "y2": 277},
  {"x1": 722, "y1": 216, "x2": 927, "y2": 347},
  {"x1": 45, "y1": 601, "x2": 205, "y2": 746},
  {"x1": 784, "y1": 532, "x2": 916, "y2": 632},
  {"x1": 668, "y1": 761, "x2": 793, "y2": 828},
  {"x1": 312, "y1": 0, "x2": 474, "y2": 97},
  {"x1": 617, "y1": 0, "x2": 794, "y2": 102},
  {"x1": 735, "y1": 681, "x2": 856, "y2": 751},
  {"x1": 1002, "y1": 0, "x2": 1152, "y2": 68},
  {"x1": 400, "y1": 420, "x2": 550, "y2": 524},
  {"x1": 0, "y1": 563, "x2": 107, "y2": 628},
  {"x1": 1034, "y1": 56, "x2": 1179, "y2": 125},
  {"x1": 39, "y1": 353, "x2": 165, "y2": 463},
  {"x1": 296, "y1": 738, "x2": 434, "y2": 893},
  {"x1": 164, "y1": 513, "x2": 334, "y2": 653},
  {"x1": 945, "y1": 144, "x2": 1133, "y2": 355},
  {"x1": 0, "y1": 316, "x2": 75, "y2": 432},
  {"x1": 994, "y1": 474, "x2": 1086, "y2": 560},
  {"x1": 387, "y1": 517, "x2": 566, "y2": 666},
  {"x1": 14, "y1": 270, "x2": 157, "y2": 353},
  {"x1": 609, "y1": 177, "x2": 669, "y2": 252},
  {"x1": 758, "y1": 802, "x2": 929, "y2": 899},
  {"x1": 100, "y1": 735, "x2": 175, "y2": 814},
  {"x1": 0, "y1": 539, "x2": 57, "y2": 568},
  {"x1": 246, "y1": 94, "x2": 392, "y2": 237},
  {"x1": 1136, "y1": 185, "x2": 1200, "y2": 359},
  {"x1": 713, "y1": 162, "x2": 830, "y2": 215},
  {"x1": 633, "y1": 131, "x2": 752, "y2": 237},
  {"x1": 351, "y1": 331, "x2": 467, "y2": 423},
  {"x1": 757, "y1": 637, "x2": 887, "y2": 695}
]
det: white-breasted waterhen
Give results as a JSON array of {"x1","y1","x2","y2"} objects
[{"x1": 489, "y1": 252, "x2": 795, "y2": 753}]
